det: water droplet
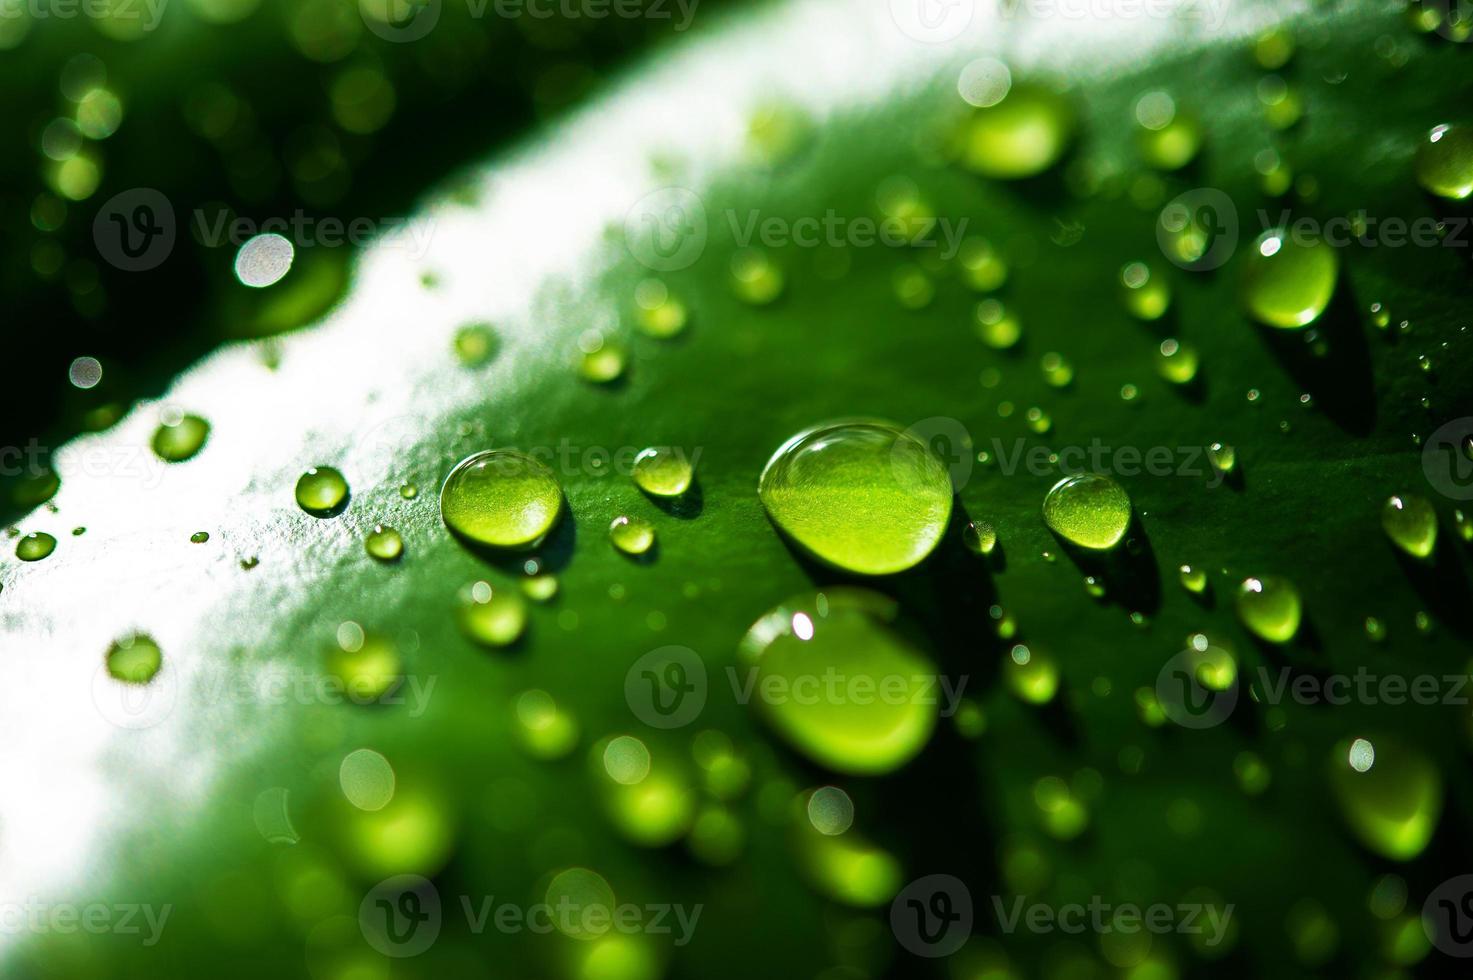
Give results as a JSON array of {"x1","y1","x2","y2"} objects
[
  {"x1": 633, "y1": 278, "x2": 688, "y2": 338},
  {"x1": 631, "y1": 447, "x2": 693, "y2": 497},
  {"x1": 1235, "y1": 575, "x2": 1302, "y2": 643},
  {"x1": 959, "y1": 83, "x2": 1074, "y2": 179},
  {"x1": 365, "y1": 524, "x2": 403, "y2": 561},
  {"x1": 1454, "y1": 509, "x2": 1473, "y2": 543},
  {"x1": 440, "y1": 450, "x2": 562, "y2": 549},
  {"x1": 1042, "y1": 473, "x2": 1132, "y2": 551},
  {"x1": 1156, "y1": 338, "x2": 1200, "y2": 384},
  {"x1": 577, "y1": 335, "x2": 628, "y2": 384},
  {"x1": 609, "y1": 515, "x2": 656, "y2": 556},
  {"x1": 730, "y1": 249, "x2": 783, "y2": 305},
  {"x1": 240, "y1": 555, "x2": 259, "y2": 570},
  {"x1": 1120, "y1": 261, "x2": 1171, "y2": 320},
  {"x1": 962, "y1": 519, "x2": 997, "y2": 556},
  {"x1": 295, "y1": 466, "x2": 348, "y2": 516},
  {"x1": 1369, "y1": 302, "x2": 1390, "y2": 330},
  {"x1": 190, "y1": 531, "x2": 209, "y2": 543},
  {"x1": 758, "y1": 419, "x2": 953, "y2": 575},
  {"x1": 1241, "y1": 230, "x2": 1339, "y2": 328},
  {"x1": 739, "y1": 589, "x2": 937, "y2": 774},
  {"x1": 1135, "y1": 91, "x2": 1202, "y2": 170},
  {"x1": 1330, "y1": 736, "x2": 1441, "y2": 860},
  {"x1": 1381, "y1": 494, "x2": 1437, "y2": 558},
  {"x1": 453, "y1": 323, "x2": 497, "y2": 366},
  {"x1": 457, "y1": 581, "x2": 528, "y2": 647},
  {"x1": 1025, "y1": 406, "x2": 1052, "y2": 434},
  {"x1": 15, "y1": 532, "x2": 55, "y2": 561},
  {"x1": 1254, "y1": 26, "x2": 1294, "y2": 69},
  {"x1": 521, "y1": 573, "x2": 559, "y2": 602},
  {"x1": 399, "y1": 482, "x2": 418, "y2": 499},
  {"x1": 1208, "y1": 442, "x2": 1236, "y2": 474},
  {"x1": 1040, "y1": 351, "x2": 1073, "y2": 387},
  {"x1": 1415, "y1": 124, "x2": 1473, "y2": 201},
  {"x1": 151, "y1": 414, "x2": 210, "y2": 462},
  {"x1": 1364, "y1": 616, "x2": 1387, "y2": 642},
  {"x1": 106, "y1": 634, "x2": 161, "y2": 683},
  {"x1": 340, "y1": 748, "x2": 395, "y2": 811},
  {"x1": 325, "y1": 627, "x2": 402, "y2": 701},
  {"x1": 1006, "y1": 643, "x2": 1059, "y2": 704},
  {"x1": 957, "y1": 237, "x2": 1008, "y2": 291},
  {"x1": 1179, "y1": 564, "x2": 1208, "y2": 593},
  {"x1": 974, "y1": 298, "x2": 1022, "y2": 349},
  {"x1": 514, "y1": 689, "x2": 579, "y2": 759},
  {"x1": 1084, "y1": 575, "x2": 1106, "y2": 599},
  {"x1": 603, "y1": 735, "x2": 652, "y2": 785}
]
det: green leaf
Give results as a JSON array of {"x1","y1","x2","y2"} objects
[{"x1": 4, "y1": 1, "x2": 1473, "y2": 976}]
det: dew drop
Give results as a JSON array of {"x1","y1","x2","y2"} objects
[
  {"x1": 1235, "y1": 575, "x2": 1302, "y2": 643},
  {"x1": 15, "y1": 532, "x2": 55, "y2": 562},
  {"x1": 730, "y1": 249, "x2": 784, "y2": 305},
  {"x1": 190, "y1": 531, "x2": 209, "y2": 543},
  {"x1": 295, "y1": 466, "x2": 348, "y2": 516},
  {"x1": 440, "y1": 450, "x2": 562, "y2": 549},
  {"x1": 151, "y1": 414, "x2": 210, "y2": 462},
  {"x1": 962, "y1": 519, "x2": 997, "y2": 556},
  {"x1": 739, "y1": 589, "x2": 938, "y2": 774},
  {"x1": 631, "y1": 447, "x2": 693, "y2": 497},
  {"x1": 1207, "y1": 442, "x2": 1236, "y2": 474},
  {"x1": 106, "y1": 633, "x2": 161, "y2": 683},
  {"x1": 1381, "y1": 494, "x2": 1437, "y2": 558},
  {"x1": 1415, "y1": 124, "x2": 1473, "y2": 201},
  {"x1": 633, "y1": 279, "x2": 689, "y2": 338},
  {"x1": 1241, "y1": 230, "x2": 1339, "y2": 329},
  {"x1": 957, "y1": 237, "x2": 1008, "y2": 292},
  {"x1": 577, "y1": 336, "x2": 628, "y2": 384},
  {"x1": 959, "y1": 83, "x2": 1074, "y2": 179},
  {"x1": 1120, "y1": 261, "x2": 1171, "y2": 320},
  {"x1": 453, "y1": 323, "x2": 497, "y2": 366},
  {"x1": 1156, "y1": 338, "x2": 1200, "y2": 384},
  {"x1": 1179, "y1": 564, "x2": 1208, "y2": 594},
  {"x1": 457, "y1": 581, "x2": 528, "y2": 647},
  {"x1": 1042, "y1": 473, "x2": 1132, "y2": 551},
  {"x1": 1329, "y1": 736, "x2": 1441, "y2": 860},
  {"x1": 365, "y1": 524, "x2": 404, "y2": 561},
  {"x1": 758, "y1": 419, "x2": 953, "y2": 575},
  {"x1": 974, "y1": 298, "x2": 1022, "y2": 349},
  {"x1": 609, "y1": 515, "x2": 656, "y2": 556}
]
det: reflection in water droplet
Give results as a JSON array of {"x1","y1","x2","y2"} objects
[
  {"x1": 806, "y1": 786, "x2": 855, "y2": 835},
  {"x1": 632, "y1": 447, "x2": 693, "y2": 497},
  {"x1": 440, "y1": 450, "x2": 561, "y2": 549},
  {"x1": 758, "y1": 420, "x2": 952, "y2": 575}
]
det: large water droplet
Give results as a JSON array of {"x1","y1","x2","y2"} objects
[
  {"x1": 295, "y1": 466, "x2": 348, "y2": 516},
  {"x1": 739, "y1": 589, "x2": 938, "y2": 774},
  {"x1": 1241, "y1": 230, "x2": 1338, "y2": 329},
  {"x1": 1415, "y1": 124, "x2": 1473, "y2": 201},
  {"x1": 440, "y1": 450, "x2": 561, "y2": 549},
  {"x1": 1381, "y1": 494, "x2": 1437, "y2": 558},
  {"x1": 758, "y1": 419, "x2": 952, "y2": 575},
  {"x1": 1235, "y1": 575, "x2": 1302, "y2": 643},
  {"x1": 1041, "y1": 473, "x2": 1132, "y2": 551}
]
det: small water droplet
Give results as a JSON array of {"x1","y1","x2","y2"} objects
[
  {"x1": 106, "y1": 633, "x2": 161, "y2": 683},
  {"x1": 190, "y1": 531, "x2": 209, "y2": 543},
  {"x1": 1179, "y1": 564, "x2": 1208, "y2": 594},
  {"x1": 1134, "y1": 90, "x2": 1201, "y2": 170},
  {"x1": 1381, "y1": 494, "x2": 1437, "y2": 558},
  {"x1": 609, "y1": 515, "x2": 656, "y2": 555},
  {"x1": 974, "y1": 298, "x2": 1022, "y2": 349},
  {"x1": 440, "y1": 450, "x2": 562, "y2": 549},
  {"x1": 1235, "y1": 575, "x2": 1302, "y2": 643},
  {"x1": 1207, "y1": 442, "x2": 1236, "y2": 474},
  {"x1": 399, "y1": 482, "x2": 418, "y2": 499},
  {"x1": 730, "y1": 249, "x2": 784, "y2": 305},
  {"x1": 295, "y1": 466, "x2": 348, "y2": 516},
  {"x1": 1120, "y1": 260, "x2": 1171, "y2": 320},
  {"x1": 959, "y1": 83, "x2": 1074, "y2": 179},
  {"x1": 1042, "y1": 473, "x2": 1132, "y2": 551},
  {"x1": 151, "y1": 414, "x2": 210, "y2": 462},
  {"x1": 1241, "y1": 229, "x2": 1339, "y2": 328},
  {"x1": 632, "y1": 446, "x2": 694, "y2": 497},
  {"x1": 577, "y1": 335, "x2": 628, "y2": 383},
  {"x1": 957, "y1": 237, "x2": 1008, "y2": 292},
  {"x1": 365, "y1": 524, "x2": 404, "y2": 561},
  {"x1": 457, "y1": 581, "x2": 528, "y2": 647},
  {"x1": 962, "y1": 520, "x2": 997, "y2": 556},
  {"x1": 453, "y1": 323, "x2": 497, "y2": 366},
  {"x1": 521, "y1": 573, "x2": 559, "y2": 602},
  {"x1": 1364, "y1": 616, "x2": 1386, "y2": 642},
  {"x1": 1415, "y1": 124, "x2": 1473, "y2": 201},
  {"x1": 1156, "y1": 338, "x2": 1200, "y2": 384}
]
